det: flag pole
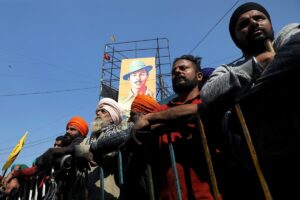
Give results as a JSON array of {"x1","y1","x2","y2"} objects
[{"x1": 1, "y1": 131, "x2": 29, "y2": 176}]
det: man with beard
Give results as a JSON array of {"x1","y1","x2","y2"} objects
[
  {"x1": 39, "y1": 116, "x2": 89, "y2": 199},
  {"x1": 137, "y1": 3, "x2": 275, "y2": 199},
  {"x1": 54, "y1": 135, "x2": 70, "y2": 148},
  {"x1": 1, "y1": 136, "x2": 72, "y2": 199},
  {"x1": 74, "y1": 95, "x2": 160, "y2": 200},
  {"x1": 201, "y1": 2, "x2": 276, "y2": 108},
  {"x1": 182, "y1": 5, "x2": 277, "y2": 198},
  {"x1": 134, "y1": 3, "x2": 300, "y2": 199},
  {"x1": 35, "y1": 116, "x2": 89, "y2": 169},
  {"x1": 64, "y1": 116, "x2": 89, "y2": 145},
  {"x1": 200, "y1": 3, "x2": 300, "y2": 199},
  {"x1": 135, "y1": 55, "x2": 217, "y2": 200},
  {"x1": 74, "y1": 98, "x2": 123, "y2": 200}
]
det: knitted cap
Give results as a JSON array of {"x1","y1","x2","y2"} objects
[
  {"x1": 229, "y1": 2, "x2": 271, "y2": 47},
  {"x1": 131, "y1": 94, "x2": 160, "y2": 114},
  {"x1": 66, "y1": 116, "x2": 89, "y2": 137},
  {"x1": 98, "y1": 98, "x2": 123, "y2": 125},
  {"x1": 11, "y1": 164, "x2": 28, "y2": 171}
]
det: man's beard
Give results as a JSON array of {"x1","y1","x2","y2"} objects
[
  {"x1": 240, "y1": 28, "x2": 274, "y2": 56},
  {"x1": 62, "y1": 135, "x2": 72, "y2": 146},
  {"x1": 172, "y1": 76, "x2": 198, "y2": 94},
  {"x1": 64, "y1": 132, "x2": 81, "y2": 142},
  {"x1": 91, "y1": 118, "x2": 111, "y2": 133}
]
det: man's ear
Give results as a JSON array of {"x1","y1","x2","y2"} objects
[{"x1": 197, "y1": 72, "x2": 203, "y2": 82}]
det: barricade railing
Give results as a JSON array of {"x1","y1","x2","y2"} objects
[{"x1": 2, "y1": 120, "x2": 222, "y2": 200}]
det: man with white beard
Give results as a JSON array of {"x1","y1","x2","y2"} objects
[
  {"x1": 74, "y1": 95, "x2": 161, "y2": 200},
  {"x1": 74, "y1": 98, "x2": 124, "y2": 200}
]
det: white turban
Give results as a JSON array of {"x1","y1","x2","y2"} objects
[{"x1": 97, "y1": 98, "x2": 123, "y2": 125}]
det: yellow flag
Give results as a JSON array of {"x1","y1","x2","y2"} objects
[{"x1": 2, "y1": 131, "x2": 28, "y2": 171}]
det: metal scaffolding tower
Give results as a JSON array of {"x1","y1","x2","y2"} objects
[{"x1": 99, "y1": 38, "x2": 173, "y2": 102}]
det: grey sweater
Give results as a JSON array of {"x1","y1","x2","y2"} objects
[{"x1": 201, "y1": 23, "x2": 300, "y2": 109}]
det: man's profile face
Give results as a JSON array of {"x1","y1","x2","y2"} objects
[
  {"x1": 128, "y1": 69, "x2": 148, "y2": 91},
  {"x1": 92, "y1": 106, "x2": 113, "y2": 133},
  {"x1": 65, "y1": 126, "x2": 81, "y2": 140},
  {"x1": 95, "y1": 106, "x2": 112, "y2": 124},
  {"x1": 54, "y1": 140, "x2": 62, "y2": 148}
]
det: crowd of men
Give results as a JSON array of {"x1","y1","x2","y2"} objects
[{"x1": 1, "y1": 2, "x2": 300, "y2": 200}]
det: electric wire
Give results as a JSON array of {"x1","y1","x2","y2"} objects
[
  {"x1": 0, "y1": 86, "x2": 98, "y2": 97},
  {"x1": 0, "y1": 47, "x2": 99, "y2": 82},
  {"x1": 189, "y1": 0, "x2": 240, "y2": 54},
  {"x1": 0, "y1": 133, "x2": 61, "y2": 153}
]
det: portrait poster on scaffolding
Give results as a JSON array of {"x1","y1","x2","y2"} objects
[{"x1": 118, "y1": 57, "x2": 156, "y2": 116}]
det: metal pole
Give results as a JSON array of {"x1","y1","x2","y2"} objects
[
  {"x1": 2, "y1": 169, "x2": 7, "y2": 177},
  {"x1": 28, "y1": 178, "x2": 33, "y2": 200},
  {"x1": 146, "y1": 164, "x2": 155, "y2": 200},
  {"x1": 118, "y1": 150, "x2": 124, "y2": 186},
  {"x1": 34, "y1": 178, "x2": 38, "y2": 200},
  {"x1": 42, "y1": 182, "x2": 46, "y2": 197},
  {"x1": 167, "y1": 133, "x2": 182, "y2": 200},
  {"x1": 197, "y1": 116, "x2": 221, "y2": 200},
  {"x1": 230, "y1": 38, "x2": 275, "y2": 199},
  {"x1": 234, "y1": 104, "x2": 273, "y2": 200},
  {"x1": 99, "y1": 166, "x2": 104, "y2": 200}
]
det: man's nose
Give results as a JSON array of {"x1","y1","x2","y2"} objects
[
  {"x1": 249, "y1": 18, "x2": 259, "y2": 27},
  {"x1": 174, "y1": 67, "x2": 182, "y2": 75}
]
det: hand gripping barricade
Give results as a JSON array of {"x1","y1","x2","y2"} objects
[
  {"x1": 228, "y1": 28, "x2": 300, "y2": 199},
  {"x1": 231, "y1": 62, "x2": 300, "y2": 200}
]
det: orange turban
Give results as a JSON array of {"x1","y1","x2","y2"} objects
[
  {"x1": 66, "y1": 116, "x2": 89, "y2": 137},
  {"x1": 131, "y1": 94, "x2": 160, "y2": 114}
]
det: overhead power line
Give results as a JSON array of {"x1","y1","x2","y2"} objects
[
  {"x1": 203, "y1": 53, "x2": 241, "y2": 67},
  {"x1": 0, "y1": 133, "x2": 62, "y2": 155},
  {"x1": 189, "y1": 0, "x2": 240, "y2": 54},
  {"x1": 0, "y1": 47, "x2": 99, "y2": 82},
  {"x1": 0, "y1": 73, "x2": 98, "y2": 85},
  {"x1": 0, "y1": 138, "x2": 54, "y2": 156},
  {"x1": 0, "y1": 86, "x2": 98, "y2": 97}
]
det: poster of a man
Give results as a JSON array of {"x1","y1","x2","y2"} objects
[{"x1": 118, "y1": 57, "x2": 156, "y2": 115}]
